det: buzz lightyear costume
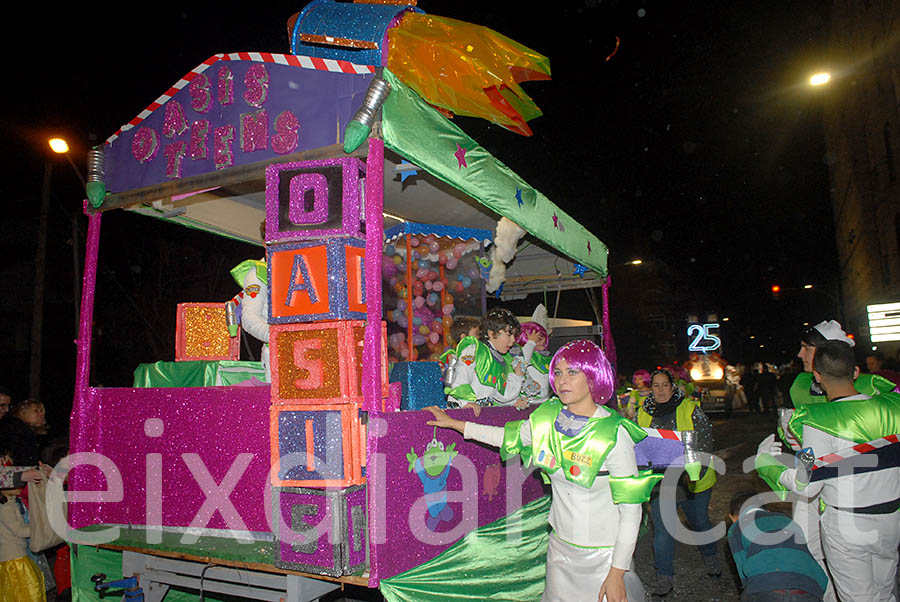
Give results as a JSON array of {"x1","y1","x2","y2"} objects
[
  {"x1": 757, "y1": 392, "x2": 900, "y2": 602},
  {"x1": 464, "y1": 399, "x2": 658, "y2": 601},
  {"x1": 789, "y1": 370, "x2": 896, "y2": 408},
  {"x1": 230, "y1": 259, "x2": 269, "y2": 381},
  {"x1": 519, "y1": 339, "x2": 551, "y2": 404},
  {"x1": 445, "y1": 336, "x2": 523, "y2": 407},
  {"x1": 782, "y1": 369, "x2": 897, "y2": 602}
]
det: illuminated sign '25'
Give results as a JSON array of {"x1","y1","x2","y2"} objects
[{"x1": 687, "y1": 323, "x2": 721, "y2": 352}]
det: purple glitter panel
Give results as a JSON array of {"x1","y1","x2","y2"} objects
[
  {"x1": 362, "y1": 139, "x2": 385, "y2": 413},
  {"x1": 343, "y1": 484, "x2": 368, "y2": 572},
  {"x1": 68, "y1": 386, "x2": 273, "y2": 533},
  {"x1": 105, "y1": 60, "x2": 372, "y2": 194},
  {"x1": 277, "y1": 409, "x2": 345, "y2": 481},
  {"x1": 265, "y1": 157, "x2": 366, "y2": 242},
  {"x1": 633, "y1": 436, "x2": 686, "y2": 468},
  {"x1": 365, "y1": 407, "x2": 545, "y2": 585},
  {"x1": 274, "y1": 488, "x2": 340, "y2": 574}
]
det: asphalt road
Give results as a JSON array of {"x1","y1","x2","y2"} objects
[{"x1": 632, "y1": 410, "x2": 782, "y2": 601}]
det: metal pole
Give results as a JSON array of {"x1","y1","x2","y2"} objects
[{"x1": 29, "y1": 163, "x2": 52, "y2": 399}]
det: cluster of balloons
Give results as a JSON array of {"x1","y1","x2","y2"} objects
[{"x1": 381, "y1": 234, "x2": 484, "y2": 359}]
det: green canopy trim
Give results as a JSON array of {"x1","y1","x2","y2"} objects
[
  {"x1": 381, "y1": 69, "x2": 608, "y2": 277},
  {"x1": 380, "y1": 495, "x2": 551, "y2": 602}
]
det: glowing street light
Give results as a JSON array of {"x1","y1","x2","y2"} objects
[
  {"x1": 629, "y1": 259, "x2": 643, "y2": 265},
  {"x1": 49, "y1": 137, "x2": 70, "y2": 154},
  {"x1": 809, "y1": 72, "x2": 832, "y2": 86}
]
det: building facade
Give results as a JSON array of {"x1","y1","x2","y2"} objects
[{"x1": 823, "y1": 0, "x2": 900, "y2": 356}]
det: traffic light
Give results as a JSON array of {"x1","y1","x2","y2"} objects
[{"x1": 771, "y1": 284, "x2": 781, "y2": 300}]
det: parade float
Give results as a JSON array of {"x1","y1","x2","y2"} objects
[{"x1": 62, "y1": 2, "x2": 695, "y2": 600}]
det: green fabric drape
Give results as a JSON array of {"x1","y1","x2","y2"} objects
[
  {"x1": 133, "y1": 360, "x2": 265, "y2": 387},
  {"x1": 380, "y1": 495, "x2": 552, "y2": 602},
  {"x1": 381, "y1": 69, "x2": 608, "y2": 277}
]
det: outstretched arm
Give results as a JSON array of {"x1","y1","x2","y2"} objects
[{"x1": 425, "y1": 407, "x2": 466, "y2": 434}]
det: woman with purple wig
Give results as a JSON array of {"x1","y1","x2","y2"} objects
[
  {"x1": 427, "y1": 340, "x2": 655, "y2": 602},
  {"x1": 512, "y1": 321, "x2": 552, "y2": 408}
]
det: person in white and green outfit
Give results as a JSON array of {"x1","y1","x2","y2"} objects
[
  {"x1": 636, "y1": 368, "x2": 720, "y2": 595},
  {"x1": 445, "y1": 308, "x2": 523, "y2": 410},
  {"x1": 230, "y1": 259, "x2": 269, "y2": 380},
  {"x1": 428, "y1": 340, "x2": 656, "y2": 602},
  {"x1": 756, "y1": 341, "x2": 900, "y2": 602},
  {"x1": 513, "y1": 321, "x2": 552, "y2": 408},
  {"x1": 782, "y1": 320, "x2": 896, "y2": 602}
]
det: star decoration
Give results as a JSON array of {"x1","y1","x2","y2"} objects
[
  {"x1": 399, "y1": 160, "x2": 419, "y2": 183},
  {"x1": 516, "y1": 188, "x2": 524, "y2": 207},
  {"x1": 552, "y1": 213, "x2": 559, "y2": 229},
  {"x1": 573, "y1": 264, "x2": 589, "y2": 278},
  {"x1": 454, "y1": 143, "x2": 468, "y2": 169}
]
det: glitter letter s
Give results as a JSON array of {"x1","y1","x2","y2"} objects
[
  {"x1": 292, "y1": 337, "x2": 324, "y2": 390},
  {"x1": 272, "y1": 110, "x2": 300, "y2": 155},
  {"x1": 243, "y1": 63, "x2": 269, "y2": 107}
]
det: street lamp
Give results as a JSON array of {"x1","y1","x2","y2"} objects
[
  {"x1": 809, "y1": 72, "x2": 832, "y2": 86},
  {"x1": 629, "y1": 259, "x2": 643, "y2": 265},
  {"x1": 31, "y1": 137, "x2": 86, "y2": 398}
]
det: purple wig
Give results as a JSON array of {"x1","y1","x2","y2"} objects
[
  {"x1": 632, "y1": 369, "x2": 651, "y2": 388},
  {"x1": 549, "y1": 339, "x2": 616, "y2": 405},
  {"x1": 516, "y1": 321, "x2": 549, "y2": 346}
]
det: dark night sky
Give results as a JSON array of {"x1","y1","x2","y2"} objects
[{"x1": 1, "y1": 1, "x2": 838, "y2": 411}]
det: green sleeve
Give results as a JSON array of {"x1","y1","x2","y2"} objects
[
  {"x1": 609, "y1": 469, "x2": 663, "y2": 503},
  {"x1": 754, "y1": 453, "x2": 790, "y2": 501},
  {"x1": 500, "y1": 420, "x2": 532, "y2": 466}
]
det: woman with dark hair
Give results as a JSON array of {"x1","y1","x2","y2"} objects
[
  {"x1": 428, "y1": 340, "x2": 651, "y2": 601},
  {"x1": 445, "y1": 307, "x2": 524, "y2": 410},
  {"x1": 636, "y1": 369, "x2": 719, "y2": 594},
  {"x1": 0, "y1": 400, "x2": 47, "y2": 466}
]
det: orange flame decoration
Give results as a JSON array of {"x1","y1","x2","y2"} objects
[{"x1": 387, "y1": 12, "x2": 551, "y2": 136}]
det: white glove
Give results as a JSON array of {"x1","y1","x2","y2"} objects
[{"x1": 757, "y1": 434, "x2": 782, "y2": 457}]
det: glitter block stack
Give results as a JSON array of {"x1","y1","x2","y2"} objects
[
  {"x1": 175, "y1": 302, "x2": 241, "y2": 361},
  {"x1": 263, "y1": 157, "x2": 381, "y2": 574},
  {"x1": 272, "y1": 485, "x2": 368, "y2": 576}
]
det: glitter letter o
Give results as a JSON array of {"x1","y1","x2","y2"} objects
[{"x1": 132, "y1": 127, "x2": 160, "y2": 163}]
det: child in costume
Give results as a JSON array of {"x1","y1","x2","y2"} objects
[
  {"x1": 428, "y1": 340, "x2": 652, "y2": 601},
  {"x1": 618, "y1": 369, "x2": 651, "y2": 419},
  {"x1": 445, "y1": 308, "x2": 524, "y2": 409},
  {"x1": 513, "y1": 321, "x2": 551, "y2": 409},
  {"x1": 439, "y1": 316, "x2": 482, "y2": 383},
  {"x1": 727, "y1": 491, "x2": 828, "y2": 601},
  {"x1": 0, "y1": 482, "x2": 45, "y2": 602}
]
